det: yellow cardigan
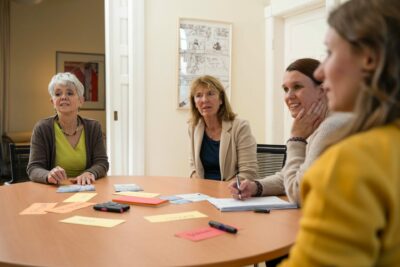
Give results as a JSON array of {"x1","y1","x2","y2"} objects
[{"x1": 280, "y1": 122, "x2": 400, "y2": 266}]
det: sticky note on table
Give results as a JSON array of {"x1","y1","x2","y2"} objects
[
  {"x1": 175, "y1": 193, "x2": 211, "y2": 202},
  {"x1": 159, "y1": 195, "x2": 191, "y2": 204},
  {"x1": 113, "y1": 191, "x2": 160, "y2": 198},
  {"x1": 60, "y1": 216, "x2": 125, "y2": 228},
  {"x1": 175, "y1": 227, "x2": 225, "y2": 241},
  {"x1": 57, "y1": 184, "x2": 95, "y2": 193},
  {"x1": 63, "y1": 192, "x2": 97, "y2": 203},
  {"x1": 114, "y1": 184, "x2": 143, "y2": 192},
  {"x1": 20, "y1": 203, "x2": 58, "y2": 215},
  {"x1": 46, "y1": 202, "x2": 94, "y2": 213},
  {"x1": 144, "y1": 211, "x2": 207, "y2": 223}
]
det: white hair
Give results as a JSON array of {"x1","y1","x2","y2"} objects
[{"x1": 48, "y1": 72, "x2": 84, "y2": 97}]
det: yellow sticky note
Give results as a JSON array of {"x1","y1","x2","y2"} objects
[
  {"x1": 144, "y1": 211, "x2": 207, "y2": 223},
  {"x1": 60, "y1": 216, "x2": 125, "y2": 228},
  {"x1": 63, "y1": 193, "x2": 97, "y2": 203},
  {"x1": 114, "y1": 191, "x2": 160, "y2": 198},
  {"x1": 20, "y1": 203, "x2": 58, "y2": 215}
]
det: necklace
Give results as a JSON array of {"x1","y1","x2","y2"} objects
[{"x1": 58, "y1": 118, "x2": 80, "y2": 136}]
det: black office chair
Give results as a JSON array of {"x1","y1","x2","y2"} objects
[
  {"x1": 256, "y1": 144, "x2": 287, "y2": 178},
  {"x1": 5, "y1": 143, "x2": 31, "y2": 185},
  {"x1": 254, "y1": 144, "x2": 288, "y2": 267}
]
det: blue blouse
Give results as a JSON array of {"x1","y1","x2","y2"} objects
[{"x1": 200, "y1": 133, "x2": 221, "y2": 180}]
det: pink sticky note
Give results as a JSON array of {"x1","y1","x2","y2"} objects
[{"x1": 175, "y1": 227, "x2": 225, "y2": 241}]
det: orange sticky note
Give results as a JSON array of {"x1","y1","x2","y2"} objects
[
  {"x1": 20, "y1": 203, "x2": 58, "y2": 215},
  {"x1": 175, "y1": 227, "x2": 225, "y2": 241},
  {"x1": 112, "y1": 195, "x2": 168, "y2": 206},
  {"x1": 46, "y1": 202, "x2": 94, "y2": 214}
]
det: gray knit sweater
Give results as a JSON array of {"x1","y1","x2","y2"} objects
[
  {"x1": 259, "y1": 112, "x2": 353, "y2": 205},
  {"x1": 27, "y1": 115, "x2": 109, "y2": 184}
]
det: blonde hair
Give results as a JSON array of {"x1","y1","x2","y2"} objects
[
  {"x1": 327, "y1": 0, "x2": 400, "y2": 143},
  {"x1": 189, "y1": 75, "x2": 236, "y2": 126}
]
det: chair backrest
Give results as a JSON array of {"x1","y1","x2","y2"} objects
[
  {"x1": 256, "y1": 144, "x2": 287, "y2": 178},
  {"x1": 7, "y1": 143, "x2": 31, "y2": 184}
]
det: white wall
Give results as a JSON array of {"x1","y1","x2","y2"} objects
[
  {"x1": 145, "y1": 0, "x2": 267, "y2": 177},
  {"x1": 9, "y1": 0, "x2": 268, "y2": 178},
  {"x1": 264, "y1": 0, "x2": 341, "y2": 144},
  {"x1": 9, "y1": 0, "x2": 105, "y2": 132}
]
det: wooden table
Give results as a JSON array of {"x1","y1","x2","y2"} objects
[{"x1": 0, "y1": 176, "x2": 301, "y2": 267}]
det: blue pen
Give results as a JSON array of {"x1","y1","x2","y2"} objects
[{"x1": 236, "y1": 173, "x2": 242, "y2": 199}]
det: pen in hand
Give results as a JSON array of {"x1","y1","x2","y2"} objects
[{"x1": 236, "y1": 174, "x2": 242, "y2": 200}]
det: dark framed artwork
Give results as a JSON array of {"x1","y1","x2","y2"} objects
[{"x1": 56, "y1": 51, "x2": 105, "y2": 110}]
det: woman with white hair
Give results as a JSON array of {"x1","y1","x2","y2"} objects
[{"x1": 27, "y1": 72, "x2": 109, "y2": 185}]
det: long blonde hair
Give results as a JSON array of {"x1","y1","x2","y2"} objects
[
  {"x1": 189, "y1": 75, "x2": 236, "y2": 126},
  {"x1": 328, "y1": 0, "x2": 400, "y2": 142}
]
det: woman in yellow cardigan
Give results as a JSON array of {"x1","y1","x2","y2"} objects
[{"x1": 280, "y1": 0, "x2": 400, "y2": 266}]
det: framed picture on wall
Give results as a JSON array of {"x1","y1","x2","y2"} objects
[
  {"x1": 56, "y1": 51, "x2": 105, "y2": 110},
  {"x1": 178, "y1": 18, "x2": 232, "y2": 109}
]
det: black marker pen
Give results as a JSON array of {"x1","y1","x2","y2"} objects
[
  {"x1": 209, "y1": 220, "x2": 238, "y2": 234},
  {"x1": 254, "y1": 209, "x2": 270, "y2": 213}
]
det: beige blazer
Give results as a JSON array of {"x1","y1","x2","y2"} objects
[{"x1": 188, "y1": 117, "x2": 257, "y2": 181}]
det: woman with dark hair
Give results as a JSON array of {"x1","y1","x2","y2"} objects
[
  {"x1": 188, "y1": 75, "x2": 257, "y2": 181},
  {"x1": 229, "y1": 58, "x2": 352, "y2": 205},
  {"x1": 280, "y1": 0, "x2": 400, "y2": 265}
]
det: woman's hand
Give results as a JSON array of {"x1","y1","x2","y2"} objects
[
  {"x1": 291, "y1": 98, "x2": 328, "y2": 139},
  {"x1": 228, "y1": 179, "x2": 257, "y2": 200},
  {"x1": 76, "y1": 172, "x2": 95, "y2": 185},
  {"x1": 47, "y1": 166, "x2": 67, "y2": 184}
]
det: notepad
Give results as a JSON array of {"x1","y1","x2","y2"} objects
[
  {"x1": 207, "y1": 196, "x2": 298, "y2": 212},
  {"x1": 114, "y1": 191, "x2": 160, "y2": 198},
  {"x1": 112, "y1": 195, "x2": 168, "y2": 206}
]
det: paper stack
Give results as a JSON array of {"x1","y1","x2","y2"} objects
[{"x1": 207, "y1": 196, "x2": 297, "y2": 212}]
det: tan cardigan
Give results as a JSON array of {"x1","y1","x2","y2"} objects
[{"x1": 188, "y1": 117, "x2": 257, "y2": 181}]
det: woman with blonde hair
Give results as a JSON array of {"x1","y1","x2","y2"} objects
[
  {"x1": 188, "y1": 75, "x2": 257, "y2": 181},
  {"x1": 280, "y1": 0, "x2": 400, "y2": 265}
]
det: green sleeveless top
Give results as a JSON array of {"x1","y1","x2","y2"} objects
[{"x1": 54, "y1": 122, "x2": 87, "y2": 177}]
